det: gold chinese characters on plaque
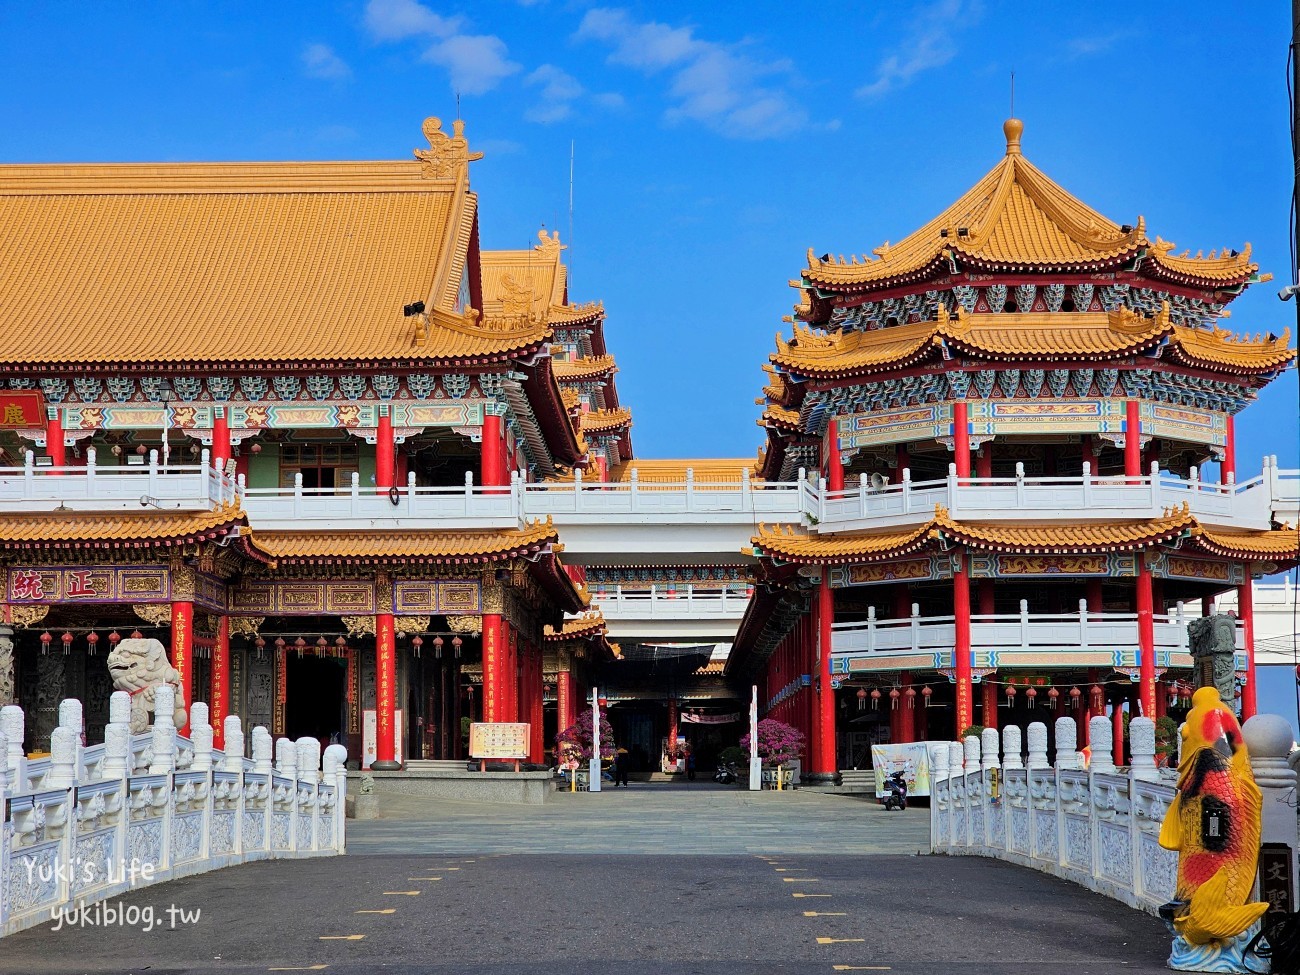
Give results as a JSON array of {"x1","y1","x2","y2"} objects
[{"x1": 468, "y1": 722, "x2": 530, "y2": 760}]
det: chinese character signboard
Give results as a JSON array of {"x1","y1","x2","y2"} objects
[
  {"x1": 1259, "y1": 843, "x2": 1293, "y2": 917},
  {"x1": 362, "y1": 708, "x2": 405, "y2": 770},
  {"x1": 469, "y1": 722, "x2": 530, "y2": 760},
  {"x1": 6, "y1": 566, "x2": 170, "y2": 603},
  {"x1": 0, "y1": 391, "x2": 45, "y2": 429}
]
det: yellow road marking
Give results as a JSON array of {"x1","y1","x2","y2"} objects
[
  {"x1": 792, "y1": 893, "x2": 831, "y2": 898},
  {"x1": 817, "y1": 937, "x2": 865, "y2": 945},
  {"x1": 832, "y1": 967, "x2": 891, "y2": 971},
  {"x1": 318, "y1": 935, "x2": 365, "y2": 941},
  {"x1": 803, "y1": 911, "x2": 847, "y2": 917},
  {"x1": 775, "y1": 868, "x2": 806, "y2": 872},
  {"x1": 382, "y1": 891, "x2": 421, "y2": 896},
  {"x1": 783, "y1": 877, "x2": 819, "y2": 882},
  {"x1": 268, "y1": 967, "x2": 328, "y2": 972},
  {"x1": 408, "y1": 877, "x2": 441, "y2": 881},
  {"x1": 355, "y1": 909, "x2": 396, "y2": 915}
]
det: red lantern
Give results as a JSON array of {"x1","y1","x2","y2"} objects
[
  {"x1": 1069, "y1": 686, "x2": 1081, "y2": 708},
  {"x1": 335, "y1": 636, "x2": 347, "y2": 647},
  {"x1": 316, "y1": 636, "x2": 328, "y2": 657},
  {"x1": 452, "y1": 635, "x2": 462, "y2": 658},
  {"x1": 86, "y1": 631, "x2": 100, "y2": 655},
  {"x1": 108, "y1": 630, "x2": 121, "y2": 647},
  {"x1": 294, "y1": 636, "x2": 306, "y2": 658},
  {"x1": 856, "y1": 687, "x2": 868, "y2": 711},
  {"x1": 1090, "y1": 684, "x2": 1104, "y2": 711},
  {"x1": 40, "y1": 631, "x2": 52, "y2": 653},
  {"x1": 61, "y1": 631, "x2": 73, "y2": 654},
  {"x1": 411, "y1": 635, "x2": 423, "y2": 658},
  {"x1": 1004, "y1": 684, "x2": 1017, "y2": 704},
  {"x1": 130, "y1": 630, "x2": 143, "y2": 640},
  {"x1": 1025, "y1": 686, "x2": 1037, "y2": 709},
  {"x1": 1047, "y1": 687, "x2": 1059, "y2": 709},
  {"x1": 433, "y1": 635, "x2": 444, "y2": 658},
  {"x1": 888, "y1": 687, "x2": 900, "y2": 710},
  {"x1": 870, "y1": 688, "x2": 881, "y2": 710},
  {"x1": 904, "y1": 687, "x2": 917, "y2": 709},
  {"x1": 921, "y1": 686, "x2": 933, "y2": 707}
]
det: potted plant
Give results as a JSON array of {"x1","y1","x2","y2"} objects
[
  {"x1": 741, "y1": 719, "x2": 807, "y2": 790},
  {"x1": 1155, "y1": 716, "x2": 1178, "y2": 768},
  {"x1": 555, "y1": 707, "x2": 615, "y2": 789}
]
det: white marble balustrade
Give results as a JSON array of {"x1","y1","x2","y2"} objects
[{"x1": 0, "y1": 690, "x2": 346, "y2": 937}]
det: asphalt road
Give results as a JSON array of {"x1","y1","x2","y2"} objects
[{"x1": 0, "y1": 852, "x2": 1171, "y2": 974}]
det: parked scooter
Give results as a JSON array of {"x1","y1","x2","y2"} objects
[
  {"x1": 883, "y1": 770, "x2": 908, "y2": 811},
  {"x1": 713, "y1": 762, "x2": 738, "y2": 785}
]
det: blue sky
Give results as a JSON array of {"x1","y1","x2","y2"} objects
[{"x1": 0, "y1": 0, "x2": 1295, "y2": 472}]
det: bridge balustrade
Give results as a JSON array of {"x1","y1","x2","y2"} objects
[{"x1": 0, "y1": 449, "x2": 238, "y2": 513}]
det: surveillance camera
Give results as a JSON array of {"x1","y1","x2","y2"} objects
[{"x1": 1278, "y1": 284, "x2": 1299, "y2": 301}]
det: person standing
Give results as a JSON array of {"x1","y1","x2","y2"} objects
[
  {"x1": 614, "y1": 747, "x2": 630, "y2": 787},
  {"x1": 686, "y1": 750, "x2": 696, "y2": 782}
]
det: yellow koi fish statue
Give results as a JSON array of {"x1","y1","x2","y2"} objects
[{"x1": 1158, "y1": 686, "x2": 1268, "y2": 972}]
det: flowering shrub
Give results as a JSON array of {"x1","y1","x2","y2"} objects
[
  {"x1": 556, "y1": 707, "x2": 616, "y2": 765},
  {"x1": 740, "y1": 719, "x2": 806, "y2": 768}
]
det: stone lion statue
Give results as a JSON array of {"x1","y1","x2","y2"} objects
[{"x1": 106, "y1": 637, "x2": 188, "y2": 733}]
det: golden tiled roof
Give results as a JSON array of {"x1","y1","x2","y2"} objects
[
  {"x1": 256, "y1": 518, "x2": 562, "y2": 563},
  {"x1": 553, "y1": 355, "x2": 617, "y2": 381},
  {"x1": 800, "y1": 119, "x2": 1255, "y2": 293},
  {"x1": 0, "y1": 504, "x2": 250, "y2": 548},
  {"x1": 758, "y1": 405, "x2": 803, "y2": 432},
  {"x1": 608, "y1": 458, "x2": 759, "y2": 484},
  {"x1": 580, "y1": 407, "x2": 633, "y2": 434},
  {"x1": 480, "y1": 231, "x2": 568, "y2": 325},
  {"x1": 1168, "y1": 325, "x2": 1295, "y2": 373},
  {"x1": 1189, "y1": 525, "x2": 1300, "y2": 561},
  {"x1": 772, "y1": 303, "x2": 1293, "y2": 377},
  {"x1": 544, "y1": 609, "x2": 607, "y2": 641},
  {"x1": 0, "y1": 119, "x2": 514, "y2": 366},
  {"x1": 751, "y1": 505, "x2": 1201, "y2": 562}
]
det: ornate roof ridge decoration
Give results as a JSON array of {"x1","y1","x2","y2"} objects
[
  {"x1": 481, "y1": 231, "x2": 605, "y2": 332},
  {"x1": 580, "y1": 406, "x2": 633, "y2": 434},
  {"x1": 254, "y1": 517, "x2": 562, "y2": 564},
  {"x1": 544, "y1": 608, "x2": 607, "y2": 641},
  {"x1": 0, "y1": 502, "x2": 255, "y2": 550},
  {"x1": 758, "y1": 404, "x2": 802, "y2": 432},
  {"x1": 797, "y1": 118, "x2": 1256, "y2": 298},
  {"x1": 746, "y1": 503, "x2": 1299, "y2": 563},
  {"x1": 769, "y1": 300, "x2": 1294, "y2": 378},
  {"x1": 413, "y1": 116, "x2": 483, "y2": 180}
]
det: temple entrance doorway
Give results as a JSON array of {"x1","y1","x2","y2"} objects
[{"x1": 285, "y1": 655, "x2": 346, "y2": 745}]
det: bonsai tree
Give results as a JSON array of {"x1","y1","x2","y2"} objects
[
  {"x1": 717, "y1": 745, "x2": 748, "y2": 767},
  {"x1": 1155, "y1": 716, "x2": 1179, "y2": 767},
  {"x1": 740, "y1": 718, "x2": 807, "y2": 768},
  {"x1": 555, "y1": 708, "x2": 615, "y2": 768},
  {"x1": 960, "y1": 725, "x2": 985, "y2": 741}
]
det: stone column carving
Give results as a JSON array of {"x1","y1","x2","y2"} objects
[
  {"x1": 102, "y1": 691, "x2": 132, "y2": 780},
  {"x1": 1002, "y1": 725, "x2": 1024, "y2": 770},
  {"x1": 1, "y1": 703, "x2": 26, "y2": 790},
  {"x1": 1243, "y1": 714, "x2": 1299, "y2": 880},
  {"x1": 275, "y1": 737, "x2": 297, "y2": 777},
  {"x1": 222, "y1": 716, "x2": 245, "y2": 771},
  {"x1": 980, "y1": 727, "x2": 1000, "y2": 771},
  {"x1": 1026, "y1": 722, "x2": 1049, "y2": 769},
  {"x1": 251, "y1": 726, "x2": 274, "y2": 774},
  {"x1": 296, "y1": 737, "x2": 321, "y2": 784},
  {"x1": 1128, "y1": 716, "x2": 1157, "y2": 780},
  {"x1": 947, "y1": 740, "x2": 964, "y2": 773},
  {"x1": 930, "y1": 742, "x2": 949, "y2": 781},
  {"x1": 963, "y1": 735, "x2": 981, "y2": 771},
  {"x1": 0, "y1": 626, "x2": 15, "y2": 706},
  {"x1": 148, "y1": 684, "x2": 178, "y2": 774},
  {"x1": 1089, "y1": 715, "x2": 1115, "y2": 774},
  {"x1": 59, "y1": 698, "x2": 84, "y2": 779},
  {"x1": 46, "y1": 725, "x2": 77, "y2": 789}
]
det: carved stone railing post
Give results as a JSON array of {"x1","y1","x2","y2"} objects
[
  {"x1": 252, "y1": 727, "x2": 274, "y2": 774},
  {"x1": 1244, "y1": 714, "x2": 1300, "y2": 902},
  {"x1": 149, "y1": 684, "x2": 178, "y2": 774},
  {"x1": 221, "y1": 716, "x2": 245, "y2": 773},
  {"x1": 929, "y1": 743, "x2": 949, "y2": 851},
  {"x1": 1027, "y1": 722, "x2": 1049, "y2": 769},
  {"x1": 963, "y1": 735, "x2": 981, "y2": 772},
  {"x1": 1128, "y1": 716, "x2": 1157, "y2": 781},
  {"x1": 323, "y1": 743, "x2": 349, "y2": 854},
  {"x1": 1002, "y1": 725, "x2": 1024, "y2": 770},
  {"x1": 102, "y1": 691, "x2": 132, "y2": 780},
  {"x1": 1055, "y1": 716, "x2": 1078, "y2": 771},
  {"x1": 295, "y1": 737, "x2": 322, "y2": 852},
  {"x1": 58, "y1": 699, "x2": 84, "y2": 780},
  {"x1": 275, "y1": 737, "x2": 296, "y2": 778},
  {"x1": 190, "y1": 702, "x2": 213, "y2": 773},
  {"x1": 295, "y1": 737, "x2": 321, "y2": 785},
  {"x1": 1, "y1": 703, "x2": 27, "y2": 792},
  {"x1": 1089, "y1": 715, "x2": 1115, "y2": 774},
  {"x1": 947, "y1": 740, "x2": 963, "y2": 774},
  {"x1": 980, "y1": 728, "x2": 1000, "y2": 772},
  {"x1": 0, "y1": 730, "x2": 7, "y2": 796},
  {"x1": 45, "y1": 725, "x2": 77, "y2": 790}
]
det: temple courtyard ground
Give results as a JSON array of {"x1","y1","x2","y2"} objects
[{"x1": 0, "y1": 782, "x2": 1170, "y2": 974}]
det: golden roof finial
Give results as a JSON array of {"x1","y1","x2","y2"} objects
[
  {"x1": 1004, "y1": 118, "x2": 1024, "y2": 156},
  {"x1": 415, "y1": 116, "x2": 483, "y2": 179}
]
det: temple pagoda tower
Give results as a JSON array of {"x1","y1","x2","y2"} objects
[{"x1": 734, "y1": 119, "x2": 1298, "y2": 778}]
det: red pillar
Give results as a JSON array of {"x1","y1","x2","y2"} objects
[
  {"x1": 975, "y1": 446, "x2": 992, "y2": 480},
  {"x1": 1080, "y1": 437, "x2": 1096, "y2": 476},
  {"x1": 953, "y1": 554, "x2": 973, "y2": 737},
  {"x1": 1155, "y1": 679, "x2": 1167, "y2": 721},
  {"x1": 1112, "y1": 700, "x2": 1125, "y2": 768},
  {"x1": 529, "y1": 641, "x2": 544, "y2": 763},
  {"x1": 1086, "y1": 579, "x2": 1103, "y2": 615},
  {"x1": 212, "y1": 408, "x2": 230, "y2": 471},
  {"x1": 171, "y1": 601, "x2": 193, "y2": 736},
  {"x1": 897, "y1": 672, "x2": 914, "y2": 743},
  {"x1": 812, "y1": 576, "x2": 837, "y2": 776},
  {"x1": 895, "y1": 444, "x2": 910, "y2": 484},
  {"x1": 1075, "y1": 689, "x2": 1089, "y2": 748},
  {"x1": 978, "y1": 581, "x2": 995, "y2": 617},
  {"x1": 1222, "y1": 415, "x2": 1236, "y2": 484},
  {"x1": 952, "y1": 400, "x2": 971, "y2": 479},
  {"x1": 481, "y1": 411, "x2": 508, "y2": 489},
  {"x1": 46, "y1": 409, "x2": 65, "y2": 472},
  {"x1": 211, "y1": 616, "x2": 230, "y2": 750},
  {"x1": 374, "y1": 611, "x2": 399, "y2": 768},
  {"x1": 668, "y1": 699, "x2": 679, "y2": 753},
  {"x1": 1124, "y1": 400, "x2": 1142, "y2": 479},
  {"x1": 557, "y1": 668, "x2": 574, "y2": 733},
  {"x1": 826, "y1": 418, "x2": 844, "y2": 492},
  {"x1": 982, "y1": 679, "x2": 998, "y2": 732},
  {"x1": 376, "y1": 407, "x2": 395, "y2": 490},
  {"x1": 482, "y1": 615, "x2": 503, "y2": 722},
  {"x1": 1136, "y1": 561, "x2": 1156, "y2": 718},
  {"x1": 1239, "y1": 573, "x2": 1256, "y2": 719}
]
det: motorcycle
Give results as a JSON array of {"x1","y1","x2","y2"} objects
[
  {"x1": 882, "y1": 770, "x2": 908, "y2": 811},
  {"x1": 713, "y1": 762, "x2": 738, "y2": 785}
]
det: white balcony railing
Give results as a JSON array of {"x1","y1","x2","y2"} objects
[
  {"x1": 817, "y1": 457, "x2": 1296, "y2": 533},
  {"x1": 240, "y1": 472, "x2": 524, "y2": 531},
  {"x1": 521, "y1": 467, "x2": 817, "y2": 522},
  {"x1": 831, "y1": 600, "x2": 1243, "y2": 662},
  {"x1": 592, "y1": 585, "x2": 753, "y2": 621},
  {"x1": 0, "y1": 448, "x2": 239, "y2": 512}
]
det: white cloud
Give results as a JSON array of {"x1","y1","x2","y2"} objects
[
  {"x1": 364, "y1": 0, "x2": 519, "y2": 95},
  {"x1": 856, "y1": 0, "x2": 980, "y2": 99},
  {"x1": 301, "y1": 43, "x2": 352, "y2": 80},
  {"x1": 1066, "y1": 31, "x2": 1129, "y2": 59},
  {"x1": 526, "y1": 64, "x2": 585, "y2": 123},
  {"x1": 575, "y1": 8, "x2": 807, "y2": 139}
]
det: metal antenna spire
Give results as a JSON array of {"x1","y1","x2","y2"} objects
[
  {"x1": 455, "y1": 89, "x2": 461, "y2": 119},
  {"x1": 568, "y1": 140, "x2": 575, "y2": 289},
  {"x1": 1010, "y1": 70, "x2": 1015, "y2": 117}
]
